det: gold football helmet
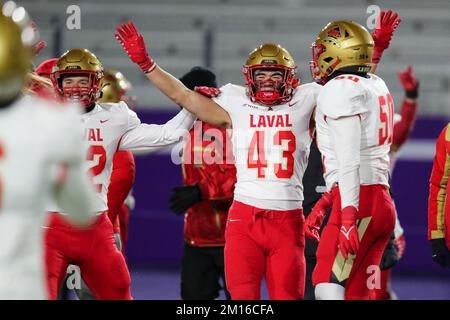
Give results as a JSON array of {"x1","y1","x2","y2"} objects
[
  {"x1": 99, "y1": 69, "x2": 132, "y2": 103},
  {"x1": 0, "y1": 2, "x2": 34, "y2": 102},
  {"x1": 310, "y1": 20, "x2": 373, "y2": 84},
  {"x1": 51, "y1": 48, "x2": 104, "y2": 106},
  {"x1": 243, "y1": 43, "x2": 298, "y2": 105}
]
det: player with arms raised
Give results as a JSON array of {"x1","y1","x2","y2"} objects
[
  {"x1": 115, "y1": 21, "x2": 321, "y2": 299},
  {"x1": 309, "y1": 20, "x2": 396, "y2": 300}
]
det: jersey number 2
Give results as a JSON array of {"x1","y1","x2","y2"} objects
[
  {"x1": 379, "y1": 93, "x2": 394, "y2": 145},
  {"x1": 247, "y1": 130, "x2": 296, "y2": 179},
  {"x1": 87, "y1": 145, "x2": 106, "y2": 192}
]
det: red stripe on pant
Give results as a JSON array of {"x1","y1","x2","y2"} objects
[
  {"x1": 44, "y1": 212, "x2": 132, "y2": 300},
  {"x1": 224, "y1": 200, "x2": 305, "y2": 300},
  {"x1": 312, "y1": 185, "x2": 395, "y2": 300}
]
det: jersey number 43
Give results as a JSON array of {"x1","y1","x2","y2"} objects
[{"x1": 247, "y1": 130, "x2": 296, "y2": 179}]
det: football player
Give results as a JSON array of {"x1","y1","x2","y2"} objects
[
  {"x1": 309, "y1": 20, "x2": 396, "y2": 300},
  {"x1": 45, "y1": 48, "x2": 196, "y2": 300},
  {"x1": 116, "y1": 22, "x2": 321, "y2": 299},
  {"x1": 0, "y1": 5, "x2": 94, "y2": 299},
  {"x1": 304, "y1": 11, "x2": 405, "y2": 300},
  {"x1": 71, "y1": 69, "x2": 137, "y2": 300}
]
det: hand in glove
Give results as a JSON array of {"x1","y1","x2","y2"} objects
[
  {"x1": 397, "y1": 65, "x2": 419, "y2": 99},
  {"x1": 372, "y1": 9, "x2": 402, "y2": 63},
  {"x1": 115, "y1": 21, "x2": 156, "y2": 74},
  {"x1": 194, "y1": 86, "x2": 221, "y2": 98},
  {"x1": 168, "y1": 184, "x2": 202, "y2": 215},
  {"x1": 380, "y1": 233, "x2": 399, "y2": 270},
  {"x1": 431, "y1": 238, "x2": 450, "y2": 268},
  {"x1": 305, "y1": 192, "x2": 332, "y2": 242},
  {"x1": 338, "y1": 206, "x2": 360, "y2": 260}
]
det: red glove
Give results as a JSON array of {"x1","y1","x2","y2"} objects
[
  {"x1": 338, "y1": 206, "x2": 360, "y2": 259},
  {"x1": 115, "y1": 21, "x2": 156, "y2": 74},
  {"x1": 394, "y1": 234, "x2": 406, "y2": 259},
  {"x1": 30, "y1": 21, "x2": 46, "y2": 57},
  {"x1": 305, "y1": 192, "x2": 333, "y2": 242},
  {"x1": 372, "y1": 9, "x2": 402, "y2": 63},
  {"x1": 397, "y1": 65, "x2": 419, "y2": 93},
  {"x1": 32, "y1": 41, "x2": 46, "y2": 57},
  {"x1": 194, "y1": 86, "x2": 221, "y2": 98}
]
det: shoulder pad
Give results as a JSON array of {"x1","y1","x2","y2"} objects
[{"x1": 318, "y1": 76, "x2": 367, "y2": 119}]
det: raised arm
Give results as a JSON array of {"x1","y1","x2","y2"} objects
[
  {"x1": 115, "y1": 21, "x2": 231, "y2": 128},
  {"x1": 391, "y1": 65, "x2": 419, "y2": 152},
  {"x1": 370, "y1": 9, "x2": 401, "y2": 74}
]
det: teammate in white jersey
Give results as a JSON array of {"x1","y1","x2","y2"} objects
[
  {"x1": 307, "y1": 20, "x2": 396, "y2": 300},
  {"x1": 116, "y1": 21, "x2": 321, "y2": 299},
  {"x1": 0, "y1": 8, "x2": 94, "y2": 299},
  {"x1": 45, "y1": 48, "x2": 196, "y2": 300}
]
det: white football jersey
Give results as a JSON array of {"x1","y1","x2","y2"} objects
[
  {"x1": 48, "y1": 101, "x2": 196, "y2": 213},
  {"x1": 213, "y1": 83, "x2": 321, "y2": 210},
  {"x1": 0, "y1": 95, "x2": 93, "y2": 299},
  {"x1": 315, "y1": 74, "x2": 392, "y2": 202}
]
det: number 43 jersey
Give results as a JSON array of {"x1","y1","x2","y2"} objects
[
  {"x1": 315, "y1": 74, "x2": 392, "y2": 193},
  {"x1": 213, "y1": 83, "x2": 321, "y2": 210},
  {"x1": 48, "y1": 101, "x2": 196, "y2": 213}
]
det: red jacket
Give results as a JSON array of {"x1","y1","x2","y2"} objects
[
  {"x1": 107, "y1": 150, "x2": 135, "y2": 231},
  {"x1": 428, "y1": 124, "x2": 450, "y2": 247},
  {"x1": 392, "y1": 99, "x2": 418, "y2": 150},
  {"x1": 182, "y1": 121, "x2": 236, "y2": 247}
]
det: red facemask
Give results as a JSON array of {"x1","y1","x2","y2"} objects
[
  {"x1": 243, "y1": 64, "x2": 298, "y2": 106},
  {"x1": 309, "y1": 43, "x2": 340, "y2": 85},
  {"x1": 51, "y1": 70, "x2": 102, "y2": 107}
]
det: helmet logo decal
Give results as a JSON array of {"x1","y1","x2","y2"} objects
[
  {"x1": 327, "y1": 27, "x2": 341, "y2": 39},
  {"x1": 261, "y1": 59, "x2": 277, "y2": 64}
]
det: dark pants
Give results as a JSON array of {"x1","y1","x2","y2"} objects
[
  {"x1": 305, "y1": 237, "x2": 319, "y2": 300},
  {"x1": 181, "y1": 242, "x2": 230, "y2": 300}
]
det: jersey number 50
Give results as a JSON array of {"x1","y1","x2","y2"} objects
[
  {"x1": 379, "y1": 93, "x2": 394, "y2": 145},
  {"x1": 247, "y1": 130, "x2": 296, "y2": 179}
]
